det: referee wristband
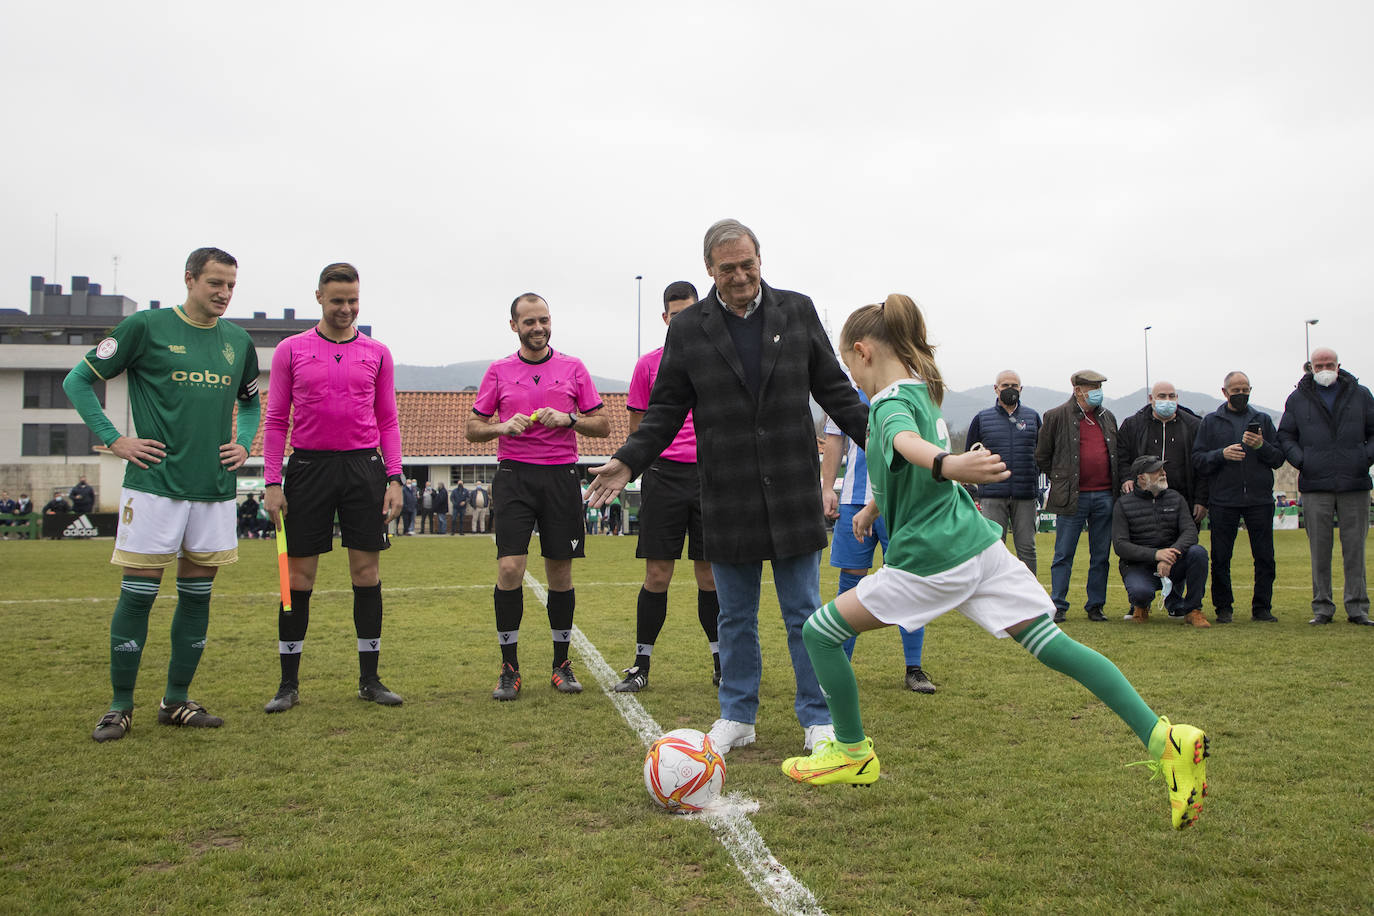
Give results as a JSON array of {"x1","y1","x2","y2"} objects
[{"x1": 387, "y1": 474, "x2": 404, "y2": 485}]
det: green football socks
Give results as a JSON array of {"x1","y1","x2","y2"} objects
[
  {"x1": 109, "y1": 576, "x2": 159, "y2": 711},
  {"x1": 1014, "y1": 615, "x2": 1159, "y2": 747},
  {"x1": 802, "y1": 602, "x2": 865, "y2": 745},
  {"x1": 164, "y1": 577, "x2": 212, "y2": 704}
]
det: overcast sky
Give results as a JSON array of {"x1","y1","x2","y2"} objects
[{"x1": 3, "y1": 2, "x2": 1370, "y2": 408}]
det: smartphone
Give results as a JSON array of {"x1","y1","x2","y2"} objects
[{"x1": 1246, "y1": 421, "x2": 1262, "y2": 436}]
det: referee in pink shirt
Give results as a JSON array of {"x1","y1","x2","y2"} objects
[
  {"x1": 261, "y1": 263, "x2": 406, "y2": 713},
  {"x1": 467, "y1": 293, "x2": 609, "y2": 700}
]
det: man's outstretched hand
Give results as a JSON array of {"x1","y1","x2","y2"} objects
[{"x1": 585, "y1": 458, "x2": 632, "y2": 508}]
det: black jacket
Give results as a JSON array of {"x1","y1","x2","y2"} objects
[
  {"x1": 1112, "y1": 486, "x2": 1198, "y2": 571},
  {"x1": 1278, "y1": 370, "x2": 1374, "y2": 493},
  {"x1": 616, "y1": 282, "x2": 867, "y2": 562},
  {"x1": 1116, "y1": 404, "x2": 1208, "y2": 508},
  {"x1": 1192, "y1": 403, "x2": 1284, "y2": 508}
]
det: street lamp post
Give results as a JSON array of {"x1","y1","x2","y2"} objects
[
  {"x1": 1305, "y1": 319, "x2": 1319, "y2": 364},
  {"x1": 635, "y1": 275, "x2": 644, "y2": 360},
  {"x1": 1143, "y1": 325, "x2": 1153, "y2": 394}
]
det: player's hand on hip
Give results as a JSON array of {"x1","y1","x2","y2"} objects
[
  {"x1": 220, "y1": 442, "x2": 248, "y2": 471},
  {"x1": 585, "y1": 459, "x2": 631, "y2": 508},
  {"x1": 946, "y1": 450, "x2": 1010, "y2": 485},
  {"x1": 264, "y1": 486, "x2": 286, "y2": 526},
  {"x1": 110, "y1": 435, "x2": 166, "y2": 469}
]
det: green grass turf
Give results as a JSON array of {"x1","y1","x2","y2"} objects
[{"x1": 1, "y1": 529, "x2": 1372, "y2": 914}]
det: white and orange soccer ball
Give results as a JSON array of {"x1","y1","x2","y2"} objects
[{"x1": 643, "y1": 728, "x2": 726, "y2": 813}]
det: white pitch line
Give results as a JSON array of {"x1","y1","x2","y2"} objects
[{"x1": 523, "y1": 571, "x2": 824, "y2": 916}]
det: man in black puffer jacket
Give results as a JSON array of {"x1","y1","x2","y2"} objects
[
  {"x1": 1278, "y1": 349, "x2": 1374, "y2": 626},
  {"x1": 1116, "y1": 381, "x2": 1208, "y2": 525},
  {"x1": 1113, "y1": 456, "x2": 1210, "y2": 627}
]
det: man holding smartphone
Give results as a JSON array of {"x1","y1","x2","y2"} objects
[{"x1": 1192, "y1": 371, "x2": 1286, "y2": 623}]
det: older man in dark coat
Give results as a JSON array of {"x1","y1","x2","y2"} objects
[{"x1": 588, "y1": 219, "x2": 867, "y2": 757}]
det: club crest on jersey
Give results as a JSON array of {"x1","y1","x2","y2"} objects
[
  {"x1": 96, "y1": 337, "x2": 118, "y2": 359},
  {"x1": 221, "y1": 342, "x2": 236, "y2": 366}
]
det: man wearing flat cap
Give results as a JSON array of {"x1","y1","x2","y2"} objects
[
  {"x1": 1036, "y1": 370, "x2": 1119, "y2": 622},
  {"x1": 1112, "y1": 455, "x2": 1211, "y2": 627}
]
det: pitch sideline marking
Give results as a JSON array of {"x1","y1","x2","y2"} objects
[{"x1": 523, "y1": 571, "x2": 825, "y2": 916}]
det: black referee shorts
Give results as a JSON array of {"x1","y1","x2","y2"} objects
[
  {"x1": 493, "y1": 460, "x2": 586, "y2": 560},
  {"x1": 282, "y1": 448, "x2": 390, "y2": 556},
  {"x1": 635, "y1": 458, "x2": 705, "y2": 561}
]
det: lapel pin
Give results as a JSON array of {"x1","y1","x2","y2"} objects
[{"x1": 773, "y1": 335, "x2": 781, "y2": 343}]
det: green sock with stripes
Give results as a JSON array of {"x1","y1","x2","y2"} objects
[
  {"x1": 802, "y1": 602, "x2": 865, "y2": 746},
  {"x1": 164, "y1": 577, "x2": 213, "y2": 704},
  {"x1": 1013, "y1": 614, "x2": 1159, "y2": 747},
  {"x1": 110, "y1": 576, "x2": 159, "y2": 711}
]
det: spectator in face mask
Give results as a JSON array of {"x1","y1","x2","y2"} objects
[
  {"x1": 1113, "y1": 456, "x2": 1210, "y2": 627},
  {"x1": 966, "y1": 370, "x2": 1041, "y2": 573},
  {"x1": 1036, "y1": 369, "x2": 1119, "y2": 622},
  {"x1": 1192, "y1": 371, "x2": 1284, "y2": 624},
  {"x1": 1116, "y1": 381, "x2": 1210, "y2": 608},
  {"x1": 1278, "y1": 349, "x2": 1374, "y2": 626}
]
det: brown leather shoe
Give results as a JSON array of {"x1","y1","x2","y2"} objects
[
  {"x1": 1184, "y1": 609, "x2": 1212, "y2": 628},
  {"x1": 1131, "y1": 604, "x2": 1150, "y2": 622}
]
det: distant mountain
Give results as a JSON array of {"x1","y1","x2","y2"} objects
[
  {"x1": 941, "y1": 386, "x2": 1281, "y2": 433},
  {"x1": 394, "y1": 361, "x2": 628, "y2": 393},
  {"x1": 392, "y1": 364, "x2": 1280, "y2": 432}
]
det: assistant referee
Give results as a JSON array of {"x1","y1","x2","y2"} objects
[{"x1": 261, "y1": 263, "x2": 405, "y2": 713}]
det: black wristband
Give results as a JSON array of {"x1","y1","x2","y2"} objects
[
  {"x1": 931, "y1": 452, "x2": 950, "y2": 483},
  {"x1": 387, "y1": 474, "x2": 404, "y2": 485},
  {"x1": 265, "y1": 483, "x2": 282, "y2": 489}
]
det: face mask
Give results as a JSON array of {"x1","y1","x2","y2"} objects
[
  {"x1": 1085, "y1": 389, "x2": 1104, "y2": 408},
  {"x1": 1153, "y1": 399, "x2": 1177, "y2": 419},
  {"x1": 1228, "y1": 393, "x2": 1249, "y2": 411},
  {"x1": 1314, "y1": 369, "x2": 1338, "y2": 388},
  {"x1": 998, "y1": 388, "x2": 1020, "y2": 407}
]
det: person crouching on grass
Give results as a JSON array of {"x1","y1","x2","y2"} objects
[{"x1": 781, "y1": 293, "x2": 1210, "y2": 830}]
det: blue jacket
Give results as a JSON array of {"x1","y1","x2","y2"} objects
[
  {"x1": 1192, "y1": 403, "x2": 1284, "y2": 508},
  {"x1": 967, "y1": 403, "x2": 1041, "y2": 500},
  {"x1": 1278, "y1": 370, "x2": 1374, "y2": 493}
]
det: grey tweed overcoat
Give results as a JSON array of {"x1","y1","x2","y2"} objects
[{"x1": 616, "y1": 282, "x2": 868, "y2": 563}]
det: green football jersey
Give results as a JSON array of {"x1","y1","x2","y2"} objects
[
  {"x1": 84, "y1": 306, "x2": 259, "y2": 501},
  {"x1": 867, "y1": 379, "x2": 1002, "y2": 576}
]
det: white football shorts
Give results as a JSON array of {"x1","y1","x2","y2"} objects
[
  {"x1": 855, "y1": 541, "x2": 1055, "y2": 638},
  {"x1": 111, "y1": 487, "x2": 238, "y2": 569}
]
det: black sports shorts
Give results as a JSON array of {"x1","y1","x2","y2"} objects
[
  {"x1": 635, "y1": 458, "x2": 704, "y2": 561},
  {"x1": 493, "y1": 460, "x2": 586, "y2": 560},
  {"x1": 283, "y1": 448, "x2": 389, "y2": 556}
]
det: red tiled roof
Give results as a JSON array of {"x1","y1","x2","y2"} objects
[{"x1": 248, "y1": 391, "x2": 634, "y2": 459}]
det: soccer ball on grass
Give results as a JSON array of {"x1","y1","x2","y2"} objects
[{"x1": 643, "y1": 728, "x2": 725, "y2": 813}]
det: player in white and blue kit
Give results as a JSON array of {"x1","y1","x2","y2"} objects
[{"x1": 822, "y1": 390, "x2": 935, "y2": 693}]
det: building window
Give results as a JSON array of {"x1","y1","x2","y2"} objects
[
  {"x1": 21, "y1": 424, "x2": 98, "y2": 457},
  {"x1": 450, "y1": 465, "x2": 494, "y2": 486},
  {"x1": 22, "y1": 370, "x2": 104, "y2": 409}
]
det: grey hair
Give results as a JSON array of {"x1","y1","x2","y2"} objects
[{"x1": 703, "y1": 219, "x2": 761, "y2": 267}]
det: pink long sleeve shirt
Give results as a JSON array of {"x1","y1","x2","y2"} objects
[{"x1": 262, "y1": 328, "x2": 403, "y2": 484}]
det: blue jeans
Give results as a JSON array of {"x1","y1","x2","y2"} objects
[
  {"x1": 711, "y1": 551, "x2": 829, "y2": 728},
  {"x1": 1050, "y1": 490, "x2": 1114, "y2": 613},
  {"x1": 1121, "y1": 544, "x2": 1209, "y2": 613}
]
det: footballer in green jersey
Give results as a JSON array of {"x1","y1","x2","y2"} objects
[
  {"x1": 783, "y1": 294, "x2": 1209, "y2": 832},
  {"x1": 64, "y1": 247, "x2": 262, "y2": 742}
]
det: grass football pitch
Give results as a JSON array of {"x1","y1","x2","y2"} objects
[{"x1": 1, "y1": 530, "x2": 1372, "y2": 914}]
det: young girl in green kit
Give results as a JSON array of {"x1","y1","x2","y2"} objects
[{"x1": 782, "y1": 294, "x2": 1209, "y2": 830}]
